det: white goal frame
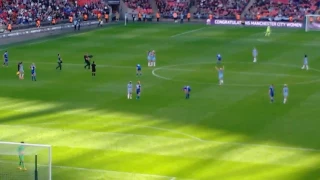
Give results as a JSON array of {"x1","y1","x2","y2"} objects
[
  {"x1": 305, "y1": 14, "x2": 320, "y2": 32},
  {"x1": 0, "y1": 141, "x2": 52, "y2": 180}
]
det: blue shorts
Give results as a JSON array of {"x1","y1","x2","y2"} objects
[
  {"x1": 147, "y1": 56, "x2": 151, "y2": 61},
  {"x1": 219, "y1": 75, "x2": 223, "y2": 79},
  {"x1": 270, "y1": 94, "x2": 274, "y2": 97},
  {"x1": 136, "y1": 90, "x2": 140, "y2": 94},
  {"x1": 31, "y1": 72, "x2": 36, "y2": 75},
  {"x1": 283, "y1": 93, "x2": 288, "y2": 97},
  {"x1": 137, "y1": 68, "x2": 141, "y2": 71},
  {"x1": 4, "y1": 59, "x2": 8, "y2": 62},
  {"x1": 151, "y1": 57, "x2": 156, "y2": 61}
]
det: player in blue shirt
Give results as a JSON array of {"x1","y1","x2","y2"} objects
[
  {"x1": 216, "y1": 54, "x2": 222, "y2": 64},
  {"x1": 215, "y1": 66, "x2": 224, "y2": 85},
  {"x1": 3, "y1": 50, "x2": 8, "y2": 67},
  {"x1": 136, "y1": 64, "x2": 142, "y2": 77},
  {"x1": 301, "y1": 54, "x2": 309, "y2": 70},
  {"x1": 30, "y1": 63, "x2": 36, "y2": 81},
  {"x1": 269, "y1": 84, "x2": 274, "y2": 103},
  {"x1": 252, "y1": 48, "x2": 258, "y2": 63},
  {"x1": 183, "y1": 85, "x2": 191, "y2": 99},
  {"x1": 283, "y1": 84, "x2": 288, "y2": 104},
  {"x1": 135, "y1": 81, "x2": 141, "y2": 100},
  {"x1": 127, "y1": 81, "x2": 133, "y2": 99}
]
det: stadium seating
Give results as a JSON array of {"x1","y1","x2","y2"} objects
[
  {"x1": 0, "y1": 0, "x2": 106, "y2": 25},
  {"x1": 155, "y1": 0, "x2": 189, "y2": 17},
  {"x1": 245, "y1": 0, "x2": 320, "y2": 21},
  {"x1": 124, "y1": 0, "x2": 153, "y2": 14},
  {"x1": 193, "y1": 0, "x2": 249, "y2": 19}
]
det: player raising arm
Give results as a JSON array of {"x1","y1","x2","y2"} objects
[
  {"x1": 215, "y1": 66, "x2": 224, "y2": 85},
  {"x1": 283, "y1": 84, "x2": 288, "y2": 104}
]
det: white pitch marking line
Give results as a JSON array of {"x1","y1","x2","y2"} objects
[
  {"x1": 0, "y1": 160, "x2": 182, "y2": 180},
  {"x1": 10, "y1": 61, "x2": 320, "y2": 79},
  {"x1": 170, "y1": 27, "x2": 206, "y2": 38},
  {"x1": 11, "y1": 123, "x2": 320, "y2": 152}
]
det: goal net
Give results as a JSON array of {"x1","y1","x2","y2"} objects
[
  {"x1": 305, "y1": 14, "x2": 320, "y2": 32},
  {"x1": 0, "y1": 141, "x2": 52, "y2": 180}
]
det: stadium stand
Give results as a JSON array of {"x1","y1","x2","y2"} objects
[
  {"x1": 0, "y1": 0, "x2": 106, "y2": 26},
  {"x1": 124, "y1": 0, "x2": 153, "y2": 14},
  {"x1": 155, "y1": 0, "x2": 190, "y2": 18},
  {"x1": 245, "y1": 0, "x2": 320, "y2": 22},
  {"x1": 193, "y1": 0, "x2": 249, "y2": 19}
]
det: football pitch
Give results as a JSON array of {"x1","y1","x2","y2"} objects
[{"x1": 1, "y1": 23, "x2": 320, "y2": 180}]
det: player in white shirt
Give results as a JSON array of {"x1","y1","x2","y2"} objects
[
  {"x1": 301, "y1": 54, "x2": 309, "y2": 70},
  {"x1": 127, "y1": 81, "x2": 133, "y2": 99},
  {"x1": 252, "y1": 47, "x2": 258, "y2": 63}
]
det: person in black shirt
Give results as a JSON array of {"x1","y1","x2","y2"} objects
[
  {"x1": 84, "y1": 53, "x2": 90, "y2": 69},
  {"x1": 56, "y1": 54, "x2": 62, "y2": 70},
  {"x1": 91, "y1": 61, "x2": 96, "y2": 76}
]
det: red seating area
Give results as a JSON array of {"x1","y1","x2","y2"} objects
[
  {"x1": 0, "y1": 0, "x2": 106, "y2": 25},
  {"x1": 246, "y1": 0, "x2": 320, "y2": 21},
  {"x1": 124, "y1": 0, "x2": 153, "y2": 14},
  {"x1": 156, "y1": 0, "x2": 189, "y2": 16},
  {"x1": 194, "y1": 0, "x2": 248, "y2": 18}
]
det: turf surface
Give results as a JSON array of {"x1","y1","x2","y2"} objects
[{"x1": 0, "y1": 23, "x2": 320, "y2": 180}]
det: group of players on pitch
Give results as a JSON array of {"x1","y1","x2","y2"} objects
[{"x1": 2, "y1": 36, "x2": 310, "y2": 104}]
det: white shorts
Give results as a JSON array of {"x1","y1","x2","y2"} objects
[{"x1": 128, "y1": 90, "x2": 132, "y2": 94}]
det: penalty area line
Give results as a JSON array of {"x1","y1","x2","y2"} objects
[{"x1": 170, "y1": 27, "x2": 206, "y2": 38}]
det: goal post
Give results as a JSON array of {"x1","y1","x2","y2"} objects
[
  {"x1": 0, "y1": 141, "x2": 52, "y2": 180},
  {"x1": 305, "y1": 14, "x2": 320, "y2": 32}
]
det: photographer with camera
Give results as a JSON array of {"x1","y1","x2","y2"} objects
[{"x1": 84, "y1": 53, "x2": 93, "y2": 69}]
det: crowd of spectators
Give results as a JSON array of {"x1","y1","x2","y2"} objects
[
  {"x1": 155, "y1": 0, "x2": 189, "y2": 17},
  {"x1": 124, "y1": 0, "x2": 153, "y2": 14},
  {"x1": 0, "y1": 0, "x2": 107, "y2": 26},
  {"x1": 193, "y1": 0, "x2": 248, "y2": 19},
  {"x1": 245, "y1": 0, "x2": 320, "y2": 22}
]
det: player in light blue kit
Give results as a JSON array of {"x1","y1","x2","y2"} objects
[
  {"x1": 269, "y1": 84, "x2": 274, "y2": 103},
  {"x1": 136, "y1": 64, "x2": 142, "y2": 77},
  {"x1": 183, "y1": 85, "x2": 191, "y2": 99},
  {"x1": 252, "y1": 47, "x2": 258, "y2": 63},
  {"x1": 3, "y1": 50, "x2": 8, "y2": 67},
  {"x1": 301, "y1": 54, "x2": 309, "y2": 70},
  {"x1": 19, "y1": 62, "x2": 24, "y2": 80},
  {"x1": 127, "y1": 81, "x2": 133, "y2": 99},
  {"x1": 215, "y1": 66, "x2": 224, "y2": 85},
  {"x1": 283, "y1": 84, "x2": 288, "y2": 104},
  {"x1": 30, "y1": 63, "x2": 36, "y2": 81},
  {"x1": 216, "y1": 54, "x2": 222, "y2": 64},
  {"x1": 151, "y1": 50, "x2": 156, "y2": 67},
  {"x1": 147, "y1": 51, "x2": 151, "y2": 67},
  {"x1": 135, "y1": 81, "x2": 141, "y2": 100}
]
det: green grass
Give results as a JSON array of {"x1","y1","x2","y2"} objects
[{"x1": 0, "y1": 23, "x2": 320, "y2": 180}]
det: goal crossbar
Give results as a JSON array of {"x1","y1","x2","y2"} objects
[
  {"x1": 305, "y1": 14, "x2": 320, "y2": 32},
  {"x1": 0, "y1": 141, "x2": 52, "y2": 180}
]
